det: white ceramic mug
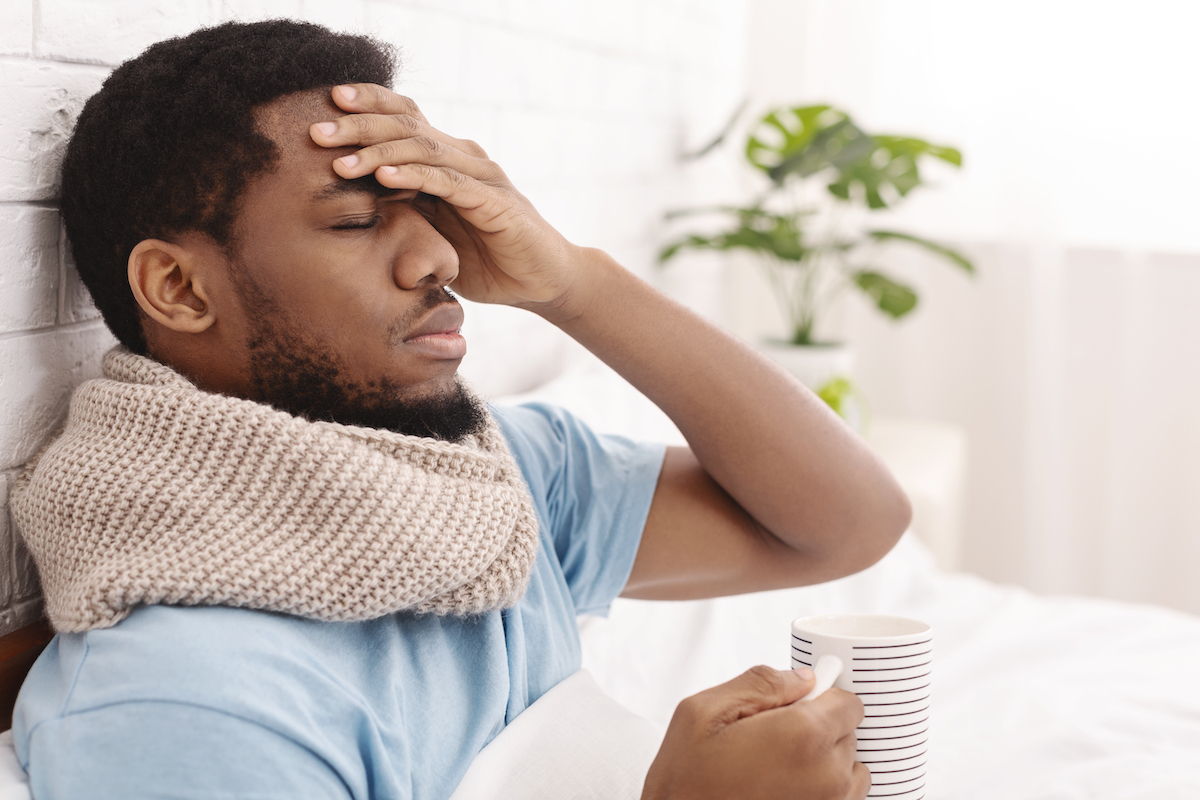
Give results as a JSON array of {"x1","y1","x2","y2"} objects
[{"x1": 791, "y1": 614, "x2": 932, "y2": 800}]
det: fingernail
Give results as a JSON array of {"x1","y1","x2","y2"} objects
[
  {"x1": 314, "y1": 121, "x2": 337, "y2": 137},
  {"x1": 338, "y1": 154, "x2": 359, "y2": 169},
  {"x1": 378, "y1": 165, "x2": 398, "y2": 176},
  {"x1": 338, "y1": 85, "x2": 357, "y2": 102},
  {"x1": 794, "y1": 667, "x2": 815, "y2": 681}
]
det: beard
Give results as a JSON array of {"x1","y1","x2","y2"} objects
[{"x1": 239, "y1": 284, "x2": 487, "y2": 443}]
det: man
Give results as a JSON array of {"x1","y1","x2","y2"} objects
[{"x1": 10, "y1": 20, "x2": 910, "y2": 800}]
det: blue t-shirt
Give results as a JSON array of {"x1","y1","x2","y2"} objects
[{"x1": 13, "y1": 403, "x2": 665, "y2": 800}]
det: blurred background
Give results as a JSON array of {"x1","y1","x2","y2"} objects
[
  {"x1": 0, "y1": 0, "x2": 1197, "y2": 633},
  {"x1": 740, "y1": 0, "x2": 1200, "y2": 615}
]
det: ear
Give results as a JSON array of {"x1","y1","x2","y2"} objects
[{"x1": 128, "y1": 239, "x2": 217, "y2": 334}]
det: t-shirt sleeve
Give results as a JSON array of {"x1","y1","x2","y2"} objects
[
  {"x1": 24, "y1": 702, "x2": 355, "y2": 800},
  {"x1": 493, "y1": 403, "x2": 666, "y2": 616}
]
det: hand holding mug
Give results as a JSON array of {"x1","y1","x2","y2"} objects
[{"x1": 642, "y1": 665, "x2": 870, "y2": 800}]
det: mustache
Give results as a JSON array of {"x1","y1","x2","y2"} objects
[{"x1": 386, "y1": 286, "x2": 460, "y2": 345}]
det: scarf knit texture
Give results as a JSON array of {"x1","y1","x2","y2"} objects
[{"x1": 11, "y1": 348, "x2": 540, "y2": 633}]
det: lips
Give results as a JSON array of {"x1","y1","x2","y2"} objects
[
  {"x1": 404, "y1": 302, "x2": 465, "y2": 342},
  {"x1": 402, "y1": 302, "x2": 467, "y2": 360}
]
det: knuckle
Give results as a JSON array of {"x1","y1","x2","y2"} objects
[
  {"x1": 852, "y1": 762, "x2": 872, "y2": 799},
  {"x1": 411, "y1": 163, "x2": 440, "y2": 180},
  {"x1": 830, "y1": 687, "x2": 865, "y2": 721},
  {"x1": 415, "y1": 135, "x2": 446, "y2": 159},
  {"x1": 351, "y1": 113, "x2": 377, "y2": 137},
  {"x1": 743, "y1": 664, "x2": 786, "y2": 696},
  {"x1": 847, "y1": 693, "x2": 865, "y2": 724},
  {"x1": 673, "y1": 695, "x2": 706, "y2": 728},
  {"x1": 375, "y1": 140, "x2": 404, "y2": 162},
  {"x1": 398, "y1": 94, "x2": 423, "y2": 116},
  {"x1": 395, "y1": 114, "x2": 422, "y2": 137},
  {"x1": 480, "y1": 160, "x2": 507, "y2": 183},
  {"x1": 460, "y1": 138, "x2": 487, "y2": 157}
]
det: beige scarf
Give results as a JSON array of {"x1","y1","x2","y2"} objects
[{"x1": 11, "y1": 348, "x2": 540, "y2": 633}]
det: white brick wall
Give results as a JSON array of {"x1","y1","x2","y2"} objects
[
  {"x1": 0, "y1": 0, "x2": 747, "y2": 635},
  {"x1": 0, "y1": 208, "x2": 60, "y2": 334},
  {"x1": 0, "y1": 473, "x2": 9, "y2": 610}
]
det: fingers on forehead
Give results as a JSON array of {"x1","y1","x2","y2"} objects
[
  {"x1": 344, "y1": 112, "x2": 422, "y2": 141},
  {"x1": 376, "y1": 164, "x2": 482, "y2": 207},
  {"x1": 337, "y1": 83, "x2": 426, "y2": 120}
]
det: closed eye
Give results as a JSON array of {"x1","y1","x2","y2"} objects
[{"x1": 331, "y1": 215, "x2": 382, "y2": 231}]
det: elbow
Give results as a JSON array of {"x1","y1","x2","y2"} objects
[
  {"x1": 857, "y1": 480, "x2": 913, "y2": 573},
  {"x1": 874, "y1": 483, "x2": 913, "y2": 563},
  {"x1": 823, "y1": 477, "x2": 913, "y2": 580}
]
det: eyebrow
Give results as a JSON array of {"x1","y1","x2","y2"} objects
[{"x1": 313, "y1": 174, "x2": 403, "y2": 201}]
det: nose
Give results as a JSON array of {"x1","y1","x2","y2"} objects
[{"x1": 389, "y1": 204, "x2": 459, "y2": 290}]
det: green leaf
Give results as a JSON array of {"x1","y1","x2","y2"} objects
[
  {"x1": 853, "y1": 270, "x2": 919, "y2": 318},
  {"x1": 767, "y1": 119, "x2": 877, "y2": 184},
  {"x1": 867, "y1": 230, "x2": 975, "y2": 274},
  {"x1": 826, "y1": 135, "x2": 963, "y2": 210},
  {"x1": 816, "y1": 376, "x2": 855, "y2": 418},
  {"x1": 745, "y1": 105, "x2": 864, "y2": 182},
  {"x1": 659, "y1": 209, "x2": 810, "y2": 263}
]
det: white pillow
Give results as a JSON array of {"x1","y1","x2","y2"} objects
[
  {"x1": 0, "y1": 673, "x2": 660, "y2": 800},
  {"x1": 449, "y1": 670, "x2": 664, "y2": 800},
  {"x1": 0, "y1": 731, "x2": 31, "y2": 800}
]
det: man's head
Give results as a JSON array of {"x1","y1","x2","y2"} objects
[
  {"x1": 62, "y1": 20, "x2": 395, "y2": 355},
  {"x1": 62, "y1": 20, "x2": 486, "y2": 441}
]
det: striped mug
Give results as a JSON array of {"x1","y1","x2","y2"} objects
[{"x1": 791, "y1": 614, "x2": 932, "y2": 800}]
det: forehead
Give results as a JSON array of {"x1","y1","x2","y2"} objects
[
  {"x1": 256, "y1": 89, "x2": 341, "y2": 154},
  {"x1": 250, "y1": 90, "x2": 358, "y2": 196}
]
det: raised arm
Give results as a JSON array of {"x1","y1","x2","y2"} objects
[
  {"x1": 311, "y1": 84, "x2": 911, "y2": 600},
  {"x1": 532, "y1": 249, "x2": 910, "y2": 597}
]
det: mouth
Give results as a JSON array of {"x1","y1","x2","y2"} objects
[{"x1": 402, "y1": 302, "x2": 467, "y2": 360}]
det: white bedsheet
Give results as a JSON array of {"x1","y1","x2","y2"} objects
[
  {"x1": 580, "y1": 533, "x2": 1200, "y2": 799},
  {"x1": 449, "y1": 670, "x2": 662, "y2": 800},
  {"x1": 0, "y1": 732, "x2": 29, "y2": 800}
]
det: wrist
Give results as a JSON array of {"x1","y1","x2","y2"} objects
[{"x1": 521, "y1": 246, "x2": 617, "y2": 326}]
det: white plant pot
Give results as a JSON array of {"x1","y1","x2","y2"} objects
[{"x1": 759, "y1": 340, "x2": 856, "y2": 391}]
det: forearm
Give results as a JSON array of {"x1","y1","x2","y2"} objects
[{"x1": 532, "y1": 248, "x2": 910, "y2": 574}]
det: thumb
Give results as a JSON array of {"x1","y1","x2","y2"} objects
[{"x1": 704, "y1": 665, "x2": 817, "y2": 726}]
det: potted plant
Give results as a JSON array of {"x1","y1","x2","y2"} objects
[{"x1": 660, "y1": 104, "x2": 974, "y2": 419}]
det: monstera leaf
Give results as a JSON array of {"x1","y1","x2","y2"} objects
[
  {"x1": 746, "y1": 105, "x2": 962, "y2": 209},
  {"x1": 746, "y1": 106, "x2": 875, "y2": 186},
  {"x1": 828, "y1": 137, "x2": 963, "y2": 209}
]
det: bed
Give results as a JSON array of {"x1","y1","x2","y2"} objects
[{"x1": 2, "y1": 362, "x2": 1199, "y2": 798}]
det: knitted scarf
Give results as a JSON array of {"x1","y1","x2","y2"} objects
[{"x1": 11, "y1": 348, "x2": 540, "y2": 633}]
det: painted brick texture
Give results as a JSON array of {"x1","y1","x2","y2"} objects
[{"x1": 0, "y1": 0, "x2": 747, "y2": 635}]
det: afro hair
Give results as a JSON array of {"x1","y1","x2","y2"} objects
[{"x1": 59, "y1": 19, "x2": 398, "y2": 354}]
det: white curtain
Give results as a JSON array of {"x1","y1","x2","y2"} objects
[{"x1": 736, "y1": 0, "x2": 1200, "y2": 612}]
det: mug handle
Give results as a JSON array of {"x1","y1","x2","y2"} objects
[{"x1": 798, "y1": 654, "x2": 844, "y2": 703}]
